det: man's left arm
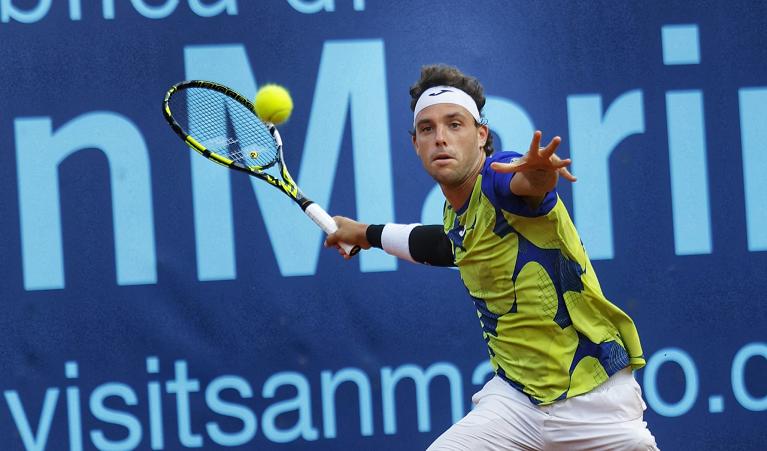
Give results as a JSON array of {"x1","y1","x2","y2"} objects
[{"x1": 490, "y1": 131, "x2": 576, "y2": 209}]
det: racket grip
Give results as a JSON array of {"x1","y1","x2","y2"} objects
[{"x1": 304, "y1": 203, "x2": 361, "y2": 256}]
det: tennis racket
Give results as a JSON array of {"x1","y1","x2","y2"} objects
[{"x1": 162, "y1": 80, "x2": 359, "y2": 256}]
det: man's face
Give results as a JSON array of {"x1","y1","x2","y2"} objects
[{"x1": 412, "y1": 103, "x2": 488, "y2": 187}]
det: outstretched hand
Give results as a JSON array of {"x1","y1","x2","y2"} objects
[{"x1": 490, "y1": 131, "x2": 576, "y2": 182}]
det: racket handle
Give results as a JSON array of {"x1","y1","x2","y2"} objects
[{"x1": 304, "y1": 203, "x2": 361, "y2": 256}]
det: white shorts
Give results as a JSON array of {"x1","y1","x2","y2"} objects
[{"x1": 427, "y1": 368, "x2": 659, "y2": 451}]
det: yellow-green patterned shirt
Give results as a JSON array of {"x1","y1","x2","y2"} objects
[{"x1": 444, "y1": 151, "x2": 645, "y2": 405}]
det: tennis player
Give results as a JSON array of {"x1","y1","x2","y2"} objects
[{"x1": 326, "y1": 64, "x2": 658, "y2": 450}]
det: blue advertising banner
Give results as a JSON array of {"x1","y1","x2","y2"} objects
[{"x1": 0, "y1": 1, "x2": 765, "y2": 449}]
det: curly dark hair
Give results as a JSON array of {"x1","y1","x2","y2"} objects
[{"x1": 409, "y1": 64, "x2": 494, "y2": 155}]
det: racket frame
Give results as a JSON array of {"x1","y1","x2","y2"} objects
[{"x1": 163, "y1": 80, "x2": 359, "y2": 256}]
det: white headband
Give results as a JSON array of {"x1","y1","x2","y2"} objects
[{"x1": 413, "y1": 85, "x2": 481, "y2": 128}]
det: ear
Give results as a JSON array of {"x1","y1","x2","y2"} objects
[{"x1": 478, "y1": 124, "x2": 488, "y2": 149}]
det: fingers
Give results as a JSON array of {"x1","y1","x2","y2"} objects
[
  {"x1": 324, "y1": 217, "x2": 346, "y2": 247},
  {"x1": 324, "y1": 234, "x2": 339, "y2": 247},
  {"x1": 529, "y1": 131, "x2": 561, "y2": 159},
  {"x1": 541, "y1": 136, "x2": 561, "y2": 158},
  {"x1": 506, "y1": 131, "x2": 576, "y2": 181},
  {"x1": 324, "y1": 235, "x2": 354, "y2": 260},
  {"x1": 324, "y1": 216, "x2": 348, "y2": 247},
  {"x1": 528, "y1": 130, "x2": 542, "y2": 154},
  {"x1": 558, "y1": 166, "x2": 577, "y2": 182},
  {"x1": 336, "y1": 245, "x2": 349, "y2": 259},
  {"x1": 324, "y1": 217, "x2": 371, "y2": 254},
  {"x1": 490, "y1": 160, "x2": 526, "y2": 173},
  {"x1": 549, "y1": 154, "x2": 571, "y2": 169}
]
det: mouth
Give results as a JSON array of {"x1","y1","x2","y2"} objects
[{"x1": 431, "y1": 152, "x2": 454, "y2": 164}]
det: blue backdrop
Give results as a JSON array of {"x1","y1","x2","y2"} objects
[{"x1": 1, "y1": 1, "x2": 765, "y2": 450}]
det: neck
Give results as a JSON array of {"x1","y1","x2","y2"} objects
[{"x1": 441, "y1": 154, "x2": 485, "y2": 210}]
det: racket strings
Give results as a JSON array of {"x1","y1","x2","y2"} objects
[{"x1": 176, "y1": 87, "x2": 279, "y2": 169}]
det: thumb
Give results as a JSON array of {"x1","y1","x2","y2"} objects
[{"x1": 491, "y1": 161, "x2": 524, "y2": 173}]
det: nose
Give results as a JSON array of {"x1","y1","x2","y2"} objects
[{"x1": 434, "y1": 124, "x2": 447, "y2": 146}]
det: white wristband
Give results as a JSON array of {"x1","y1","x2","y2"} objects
[{"x1": 381, "y1": 223, "x2": 421, "y2": 263}]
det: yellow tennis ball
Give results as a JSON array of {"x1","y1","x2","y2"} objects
[{"x1": 254, "y1": 84, "x2": 293, "y2": 125}]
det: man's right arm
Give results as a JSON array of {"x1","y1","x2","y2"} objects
[{"x1": 325, "y1": 217, "x2": 455, "y2": 266}]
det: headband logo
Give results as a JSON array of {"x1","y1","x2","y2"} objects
[{"x1": 428, "y1": 89, "x2": 452, "y2": 96}]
